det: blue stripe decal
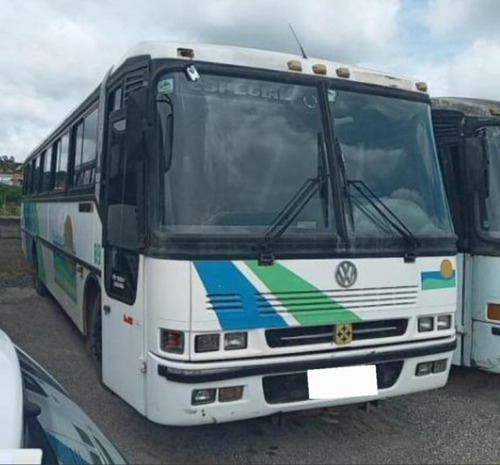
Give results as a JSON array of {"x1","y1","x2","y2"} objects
[{"x1": 194, "y1": 261, "x2": 287, "y2": 330}]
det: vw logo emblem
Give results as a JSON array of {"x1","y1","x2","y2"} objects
[{"x1": 335, "y1": 261, "x2": 358, "y2": 288}]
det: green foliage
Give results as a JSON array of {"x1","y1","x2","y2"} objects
[{"x1": 0, "y1": 184, "x2": 22, "y2": 216}]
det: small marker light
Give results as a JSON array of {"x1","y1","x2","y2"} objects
[
  {"x1": 312, "y1": 64, "x2": 327, "y2": 75},
  {"x1": 336, "y1": 67, "x2": 351, "y2": 78},
  {"x1": 287, "y1": 60, "x2": 303, "y2": 72},
  {"x1": 416, "y1": 82, "x2": 428, "y2": 92}
]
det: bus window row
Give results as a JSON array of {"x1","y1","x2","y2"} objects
[{"x1": 23, "y1": 107, "x2": 99, "y2": 196}]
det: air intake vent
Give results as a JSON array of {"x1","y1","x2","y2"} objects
[
  {"x1": 123, "y1": 67, "x2": 148, "y2": 103},
  {"x1": 266, "y1": 319, "x2": 408, "y2": 348},
  {"x1": 432, "y1": 109, "x2": 462, "y2": 143}
]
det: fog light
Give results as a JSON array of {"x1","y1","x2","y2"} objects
[
  {"x1": 433, "y1": 359, "x2": 448, "y2": 373},
  {"x1": 160, "y1": 329, "x2": 184, "y2": 354},
  {"x1": 218, "y1": 386, "x2": 244, "y2": 403},
  {"x1": 437, "y1": 315, "x2": 452, "y2": 330},
  {"x1": 418, "y1": 317, "x2": 434, "y2": 332},
  {"x1": 416, "y1": 362, "x2": 433, "y2": 376},
  {"x1": 195, "y1": 334, "x2": 220, "y2": 353},
  {"x1": 224, "y1": 332, "x2": 247, "y2": 351},
  {"x1": 192, "y1": 389, "x2": 216, "y2": 405}
]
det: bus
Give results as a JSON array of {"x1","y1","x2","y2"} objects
[
  {"x1": 21, "y1": 42, "x2": 457, "y2": 425},
  {"x1": 432, "y1": 97, "x2": 500, "y2": 374}
]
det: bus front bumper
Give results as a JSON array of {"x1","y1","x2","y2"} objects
[{"x1": 146, "y1": 337, "x2": 456, "y2": 426}]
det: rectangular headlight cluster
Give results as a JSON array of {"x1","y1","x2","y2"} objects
[
  {"x1": 418, "y1": 315, "x2": 452, "y2": 332},
  {"x1": 160, "y1": 330, "x2": 248, "y2": 354},
  {"x1": 416, "y1": 359, "x2": 448, "y2": 376},
  {"x1": 195, "y1": 332, "x2": 247, "y2": 353},
  {"x1": 191, "y1": 386, "x2": 244, "y2": 405}
]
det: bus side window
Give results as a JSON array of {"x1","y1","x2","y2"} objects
[
  {"x1": 55, "y1": 133, "x2": 69, "y2": 190},
  {"x1": 42, "y1": 146, "x2": 53, "y2": 192},
  {"x1": 72, "y1": 121, "x2": 84, "y2": 187},
  {"x1": 33, "y1": 156, "x2": 41, "y2": 193},
  {"x1": 29, "y1": 159, "x2": 36, "y2": 194}
]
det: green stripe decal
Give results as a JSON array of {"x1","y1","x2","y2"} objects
[{"x1": 244, "y1": 260, "x2": 361, "y2": 325}]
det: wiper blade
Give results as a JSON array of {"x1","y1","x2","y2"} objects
[
  {"x1": 347, "y1": 179, "x2": 421, "y2": 256},
  {"x1": 258, "y1": 134, "x2": 329, "y2": 265}
]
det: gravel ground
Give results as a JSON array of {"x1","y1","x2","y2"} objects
[{"x1": 1, "y1": 283, "x2": 500, "y2": 464}]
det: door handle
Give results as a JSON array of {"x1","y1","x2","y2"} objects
[
  {"x1": 103, "y1": 305, "x2": 111, "y2": 315},
  {"x1": 491, "y1": 327, "x2": 500, "y2": 336}
]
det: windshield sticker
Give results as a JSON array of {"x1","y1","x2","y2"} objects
[
  {"x1": 189, "y1": 78, "x2": 310, "y2": 103},
  {"x1": 158, "y1": 78, "x2": 174, "y2": 95},
  {"x1": 327, "y1": 89, "x2": 337, "y2": 102}
]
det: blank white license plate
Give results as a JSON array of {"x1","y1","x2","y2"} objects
[{"x1": 307, "y1": 365, "x2": 378, "y2": 400}]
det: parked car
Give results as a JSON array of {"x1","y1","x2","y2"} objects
[{"x1": 0, "y1": 329, "x2": 126, "y2": 464}]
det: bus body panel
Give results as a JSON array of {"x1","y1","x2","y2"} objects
[
  {"x1": 468, "y1": 255, "x2": 500, "y2": 372},
  {"x1": 145, "y1": 343, "x2": 455, "y2": 426},
  {"x1": 102, "y1": 257, "x2": 147, "y2": 415},
  {"x1": 21, "y1": 200, "x2": 102, "y2": 333}
]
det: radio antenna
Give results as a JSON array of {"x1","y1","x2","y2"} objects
[{"x1": 288, "y1": 23, "x2": 308, "y2": 59}]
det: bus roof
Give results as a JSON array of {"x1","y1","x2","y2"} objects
[
  {"x1": 114, "y1": 41, "x2": 426, "y2": 94},
  {"x1": 432, "y1": 97, "x2": 500, "y2": 118}
]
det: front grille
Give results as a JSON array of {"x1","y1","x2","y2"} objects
[
  {"x1": 263, "y1": 361, "x2": 403, "y2": 404},
  {"x1": 266, "y1": 319, "x2": 408, "y2": 348},
  {"x1": 205, "y1": 286, "x2": 419, "y2": 314}
]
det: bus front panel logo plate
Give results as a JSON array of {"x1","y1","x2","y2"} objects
[
  {"x1": 335, "y1": 261, "x2": 358, "y2": 288},
  {"x1": 335, "y1": 323, "x2": 353, "y2": 345}
]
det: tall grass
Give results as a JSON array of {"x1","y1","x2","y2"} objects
[{"x1": 0, "y1": 184, "x2": 22, "y2": 216}]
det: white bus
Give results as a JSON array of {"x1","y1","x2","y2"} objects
[
  {"x1": 22, "y1": 42, "x2": 457, "y2": 425},
  {"x1": 433, "y1": 97, "x2": 500, "y2": 374}
]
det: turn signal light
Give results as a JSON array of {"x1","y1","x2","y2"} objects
[
  {"x1": 487, "y1": 303, "x2": 500, "y2": 321},
  {"x1": 160, "y1": 329, "x2": 184, "y2": 354},
  {"x1": 219, "y1": 386, "x2": 244, "y2": 403}
]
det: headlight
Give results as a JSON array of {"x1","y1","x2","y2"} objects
[
  {"x1": 192, "y1": 389, "x2": 216, "y2": 405},
  {"x1": 160, "y1": 329, "x2": 184, "y2": 354},
  {"x1": 195, "y1": 334, "x2": 220, "y2": 353},
  {"x1": 224, "y1": 332, "x2": 247, "y2": 350},
  {"x1": 418, "y1": 317, "x2": 434, "y2": 332},
  {"x1": 437, "y1": 315, "x2": 452, "y2": 330}
]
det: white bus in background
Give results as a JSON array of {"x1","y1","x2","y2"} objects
[
  {"x1": 433, "y1": 97, "x2": 500, "y2": 373},
  {"x1": 22, "y1": 42, "x2": 457, "y2": 425}
]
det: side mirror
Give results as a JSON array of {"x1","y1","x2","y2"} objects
[
  {"x1": 464, "y1": 137, "x2": 489, "y2": 195},
  {"x1": 124, "y1": 87, "x2": 153, "y2": 161}
]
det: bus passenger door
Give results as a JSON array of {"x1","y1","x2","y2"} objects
[{"x1": 100, "y1": 83, "x2": 147, "y2": 413}]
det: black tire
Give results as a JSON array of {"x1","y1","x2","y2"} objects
[
  {"x1": 33, "y1": 246, "x2": 48, "y2": 297},
  {"x1": 86, "y1": 291, "x2": 103, "y2": 381}
]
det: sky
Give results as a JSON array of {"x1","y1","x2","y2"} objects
[{"x1": 2, "y1": 0, "x2": 500, "y2": 161}]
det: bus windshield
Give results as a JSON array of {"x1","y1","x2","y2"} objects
[
  {"x1": 478, "y1": 126, "x2": 500, "y2": 238},
  {"x1": 330, "y1": 89, "x2": 453, "y2": 238},
  {"x1": 153, "y1": 72, "x2": 335, "y2": 238},
  {"x1": 152, "y1": 71, "x2": 453, "y2": 243}
]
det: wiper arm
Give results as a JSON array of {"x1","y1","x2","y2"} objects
[
  {"x1": 347, "y1": 179, "x2": 421, "y2": 258},
  {"x1": 258, "y1": 134, "x2": 329, "y2": 266}
]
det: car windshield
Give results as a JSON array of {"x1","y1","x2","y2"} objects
[
  {"x1": 329, "y1": 89, "x2": 453, "y2": 238},
  {"x1": 152, "y1": 72, "x2": 336, "y2": 238}
]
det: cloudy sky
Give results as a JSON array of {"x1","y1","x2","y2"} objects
[{"x1": 2, "y1": 0, "x2": 500, "y2": 161}]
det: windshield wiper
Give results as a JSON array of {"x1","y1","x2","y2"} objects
[
  {"x1": 346, "y1": 179, "x2": 421, "y2": 261},
  {"x1": 258, "y1": 133, "x2": 329, "y2": 265}
]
